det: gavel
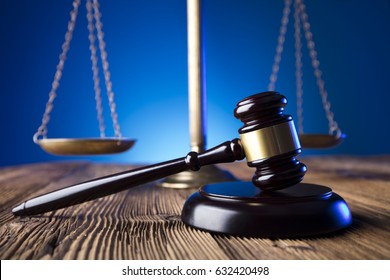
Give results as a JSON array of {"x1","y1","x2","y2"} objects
[{"x1": 13, "y1": 92, "x2": 312, "y2": 217}]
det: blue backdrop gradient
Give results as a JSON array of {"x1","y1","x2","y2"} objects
[{"x1": 0, "y1": 0, "x2": 389, "y2": 166}]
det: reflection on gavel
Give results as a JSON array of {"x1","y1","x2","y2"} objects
[{"x1": 13, "y1": 91, "x2": 306, "y2": 216}]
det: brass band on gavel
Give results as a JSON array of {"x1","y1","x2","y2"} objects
[{"x1": 240, "y1": 120, "x2": 301, "y2": 162}]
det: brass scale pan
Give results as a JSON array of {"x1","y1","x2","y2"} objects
[
  {"x1": 36, "y1": 138, "x2": 135, "y2": 155},
  {"x1": 298, "y1": 133, "x2": 345, "y2": 149}
]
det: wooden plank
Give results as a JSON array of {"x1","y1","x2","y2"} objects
[
  {"x1": 0, "y1": 156, "x2": 389, "y2": 259},
  {"x1": 0, "y1": 163, "x2": 135, "y2": 259}
]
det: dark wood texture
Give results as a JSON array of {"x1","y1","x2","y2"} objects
[{"x1": 0, "y1": 156, "x2": 389, "y2": 259}]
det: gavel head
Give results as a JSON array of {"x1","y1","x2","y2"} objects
[{"x1": 234, "y1": 91, "x2": 307, "y2": 191}]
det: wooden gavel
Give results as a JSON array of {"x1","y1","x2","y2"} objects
[{"x1": 13, "y1": 91, "x2": 307, "y2": 216}]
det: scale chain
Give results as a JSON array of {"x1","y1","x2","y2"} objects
[
  {"x1": 268, "y1": 0, "x2": 342, "y2": 137},
  {"x1": 92, "y1": 0, "x2": 122, "y2": 139},
  {"x1": 33, "y1": 0, "x2": 81, "y2": 143},
  {"x1": 268, "y1": 0, "x2": 292, "y2": 92},
  {"x1": 296, "y1": 0, "x2": 342, "y2": 137},
  {"x1": 86, "y1": 0, "x2": 106, "y2": 138},
  {"x1": 294, "y1": 0, "x2": 304, "y2": 134},
  {"x1": 33, "y1": 0, "x2": 123, "y2": 142}
]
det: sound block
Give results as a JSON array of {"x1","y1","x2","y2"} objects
[{"x1": 181, "y1": 182, "x2": 352, "y2": 238}]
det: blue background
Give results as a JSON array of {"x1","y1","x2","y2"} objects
[{"x1": 0, "y1": 0, "x2": 389, "y2": 167}]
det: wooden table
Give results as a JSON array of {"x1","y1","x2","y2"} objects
[{"x1": 0, "y1": 156, "x2": 389, "y2": 260}]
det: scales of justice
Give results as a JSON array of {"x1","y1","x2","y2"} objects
[{"x1": 15, "y1": 0, "x2": 351, "y2": 238}]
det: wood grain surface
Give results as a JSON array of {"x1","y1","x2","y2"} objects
[{"x1": 0, "y1": 156, "x2": 389, "y2": 260}]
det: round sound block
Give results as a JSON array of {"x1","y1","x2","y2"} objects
[{"x1": 181, "y1": 182, "x2": 352, "y2": 238}]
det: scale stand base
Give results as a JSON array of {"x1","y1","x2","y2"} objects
[
  {"x1": 181, "y1": 182, "x2": 352, "y2": 238},
  {"x1": 159, "y1": 165, "x2": 236, "y2": 189}
]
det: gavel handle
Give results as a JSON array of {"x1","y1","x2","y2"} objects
[{"x1": 12, "y1": 139, "x2": 244, "y2": 216}]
